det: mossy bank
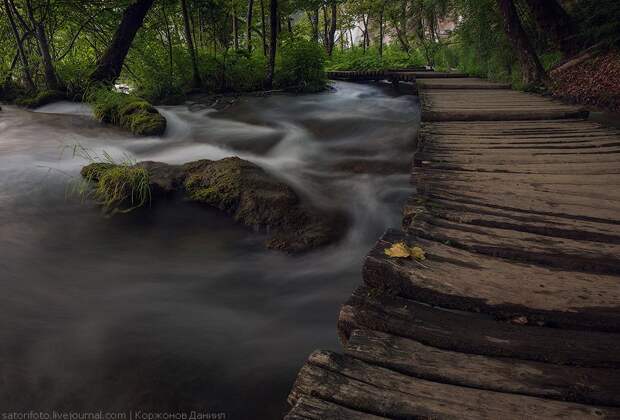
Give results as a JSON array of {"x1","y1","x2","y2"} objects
[{"x1": 87, "y1": 88, "x2": 167, "y2": 136}]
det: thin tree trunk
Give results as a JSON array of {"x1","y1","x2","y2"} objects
[
  {"x1": 161, "y1": 2, "x2": 174, "y2": 87},
  {"x1": 361, "y1": 15, "x2": 369, "y2": 52},
  {"x1": 327, "y1": 2, "x2": 337, "y2": 56},
  {"x1": 265, "y1": 0, "x2": 277, "y2": 88},
  {"x1": 90, "y1": 0, "x2": 155, "y2": 85},
  {"x1": 379, "y1": 3, "x2": 386, "y2": 58},
  {"x1": 3, "y1": 0, "x2": 35, "y2": 91},
  {"x1": 287, "y1": 16, "x2": 292, "y2": 33},
  {"x1": 181, "y1": 0, "x2": 201, "y2": 87},
  {"x1": 246, "y1": 0, "x2": 254, "y2": 52},
  {"x1": 260, "y1": 0, "x2": 267, "y2": 56},
  {"x1": 232, "y1": 5, "x2": 239, "y2": 50},
  {"x1": 496, "y1": 0, "x2": 547, "y2": 86},
  {"x1": 522, "y1": 0, "x2": 577, "y2": 56},
  {"x1": 323, "y1": 6, "x2": 328, "y2": 49},
  {"x1": 25, "y1": 0, "x2": 59, "y2": 91}
]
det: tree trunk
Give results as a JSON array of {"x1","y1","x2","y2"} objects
[
  {"x1": 327, "y1": 2, "x2": 337, "y2": 56},
  {"x1": 90, "y1": 0, "x2": 155, "y2": 85},
  {"x1": 161, "y1": 1, "x2": 174, "y2": 86},
  {"x1": 181, "y1": 0, "x2": 201, "y2": 87},
  {"x1": 25, "y1": 0, "x2": 59, "y2": 91},
  {"x1": 3, "y1": 0, "x2": 35, "y2": 92},
  {"x1": 232, "y1": 5, "x2": 239, "y2": 50},
  {"x1": 260, "y1": 0, "x2": 268, "y2": 56},
  {"x1": 246, "y1": 0, "x2": 254, "y2": 52},
  {"x1": 522, "y1": 0, "x2": 577, "y2": 57},
  {"x1": 379, "y1": 4, "x2": 385, "y2": 58},
  {"x1": 323, "y1": 6, "x2": 328, "y2": 49},
  {"x1": 310, "y1": 9, "x2": 319, "y2": 43},
  {"x1": 496, "y1": 0, "x2": 547, "y2": 86},
  {"x1": 265, "y1": 0, "x2": 278, "y2": 88},
  {"x1": 361, "y1": 15, "x2": 369, "y2": 52},
  {"x1": 395, "y1": 0, "x2": 410, "y2": 52}
]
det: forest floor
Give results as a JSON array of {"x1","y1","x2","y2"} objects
[{"x1": 551, "y1": 50, "x2": 620, "y2": 113}]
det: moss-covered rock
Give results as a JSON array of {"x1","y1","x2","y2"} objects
[
  {"x1": 15, "y1": 90, "x2": 67, "y2": 109},
  {"x1": 183, "y1": 157, "x2": 346, "y2": 252},
  {"x1": 89, "y1": 88, "x2": 167, "y2": 136},
  {"x1": 80, "y1": 157, "x2": 347, "y2": 252}
]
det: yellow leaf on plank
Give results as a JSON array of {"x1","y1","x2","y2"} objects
[
  {"x1": 384, "y1": 242, "x2": 411, "y2": 258},
  {"x1": 384, "y1": 242, "x2": 427, "y2": 261},
  {"x1": 410, "y1": 246, "x2": 426, "y2": 261}
]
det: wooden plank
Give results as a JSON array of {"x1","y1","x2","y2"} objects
[
  {"x1": 416, "y1": 78, "x2": 511, "y2": 90},
  {"x1": 403, "y1": 195, "x2": 620, "y2": 242},
  {"x1": 338, "y1": 285, "x2": 620, "y2": 367},
  {"x1": 406, "y1": 217, "x2": 620, "y2": 275},
  {"x1": 423, "y1": 109, "x2": 589, "y2": 121},
  {"x1": 289, "y1": 350, "x2": 620, "y2": 419},
  {"x1": 419, "y1": 89, "x2": 589, "y2": 121},
  {"x1": 363, "y1": 229, "x2": 620, "y2": 331},
  {"x1": 285, "y1": 396, "x2": 389, "y2": 420},
  {"x1": 345, "y1": 329, "x2": 620, "y2": 406}
]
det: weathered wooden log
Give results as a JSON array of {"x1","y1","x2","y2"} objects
[
  {"x1": 345, "y1": 329, "x2": 620, "y2": 406},
  {"x1": 363, "y1": 229, "x2": 620, "y2": 331},
  {"x1": 286, "y1": 396, "x2": 389, "y2": 420},
  {"x1": 338, "y1": 285, "x2": 620, "y2": 368},
  {"x1": 289, "y1": 350, "x2": 620, "y2": 419}
]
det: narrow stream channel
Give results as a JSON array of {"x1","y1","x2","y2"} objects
[{"x1": 0, "y1": 81, "x2": 420, "y2": 418}]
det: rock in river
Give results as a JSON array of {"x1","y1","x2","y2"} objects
[{"x1": 81, "y1": 157, "x2": 347, "y2": 253}]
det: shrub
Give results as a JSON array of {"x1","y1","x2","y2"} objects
[
  {"x1": 573, "y1": 0, "x2": 620, "y2": 48},
  {"x1": 327, "y1": 46, "x2": 425, "y2": 71},
  {"x1": 86, "y1": 87, "x2": 166, "y2": 136},
  {"x1": 275, "y1": 37, "x2": 326, "y2": 92}
]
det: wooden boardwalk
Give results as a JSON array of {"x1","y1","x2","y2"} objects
[
  {"x1": 286, "y1": 75, "x2": 620, "y2": 419},
  {"x1": 326, "y1": 70, "x2": 469, "y2": 82}
]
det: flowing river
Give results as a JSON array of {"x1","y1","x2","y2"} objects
[{"x1": 0, "y1": 81, "x2": 419, "y2": 418}]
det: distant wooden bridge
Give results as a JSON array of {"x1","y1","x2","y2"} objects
[
  {"x1": 286, "y1": 74, "x2": 620, "y2": 419},
  {"x1": 326, "y1": 70, "x2": 469, "y2": 83}
]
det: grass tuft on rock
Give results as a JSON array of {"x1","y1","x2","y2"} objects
[
  {"x1": 87, "y1": 87, "x2": 166, "y2": 136},
  {"x1": 80, "y1": 162, "x2": 151, "y2": 215},
  {"x1": 75, "y1": 147, "x2": 151, "y2": 215}
]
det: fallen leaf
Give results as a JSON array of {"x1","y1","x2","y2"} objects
[
  {"x1": 384, "y1": 242, "x2": 427, "y2": 261},
  {"x1": 384, "y1": 242, "x2": 411, "y2": 258},
  {"x1": 410, "y1": 246, "x2": 426, "y2": 261}
]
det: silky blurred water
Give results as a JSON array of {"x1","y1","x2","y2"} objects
[{"x1": 0, "y1": 82, "x2": 419, "y2": 418}]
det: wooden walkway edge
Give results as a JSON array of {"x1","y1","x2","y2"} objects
[{"x1": 286, "y1": 74, "x2": 620, "y2": 419}]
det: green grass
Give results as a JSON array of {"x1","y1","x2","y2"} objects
[{"x1": 73, "y1": 146, "x2": 151, "y2": 215}]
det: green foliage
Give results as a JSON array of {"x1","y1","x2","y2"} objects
[
  {"x1": 275, "y1": 37, "x2": 326, "y2": 92},
  {"x1": 200, "y1": 52, "x2": 267, "y2": 93},
  {"x1": 15, "y1": 90, "x2": 67, "y2": 108},
  {"x1": 327, "y1": 46, "x2": 425, "y2": 71},
  {"x1": 87, "y1": 87, "x2": 166, "y2": 136},
  {"x1": 573, "y1": 0, "x2": 620, "y2": 48}
]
